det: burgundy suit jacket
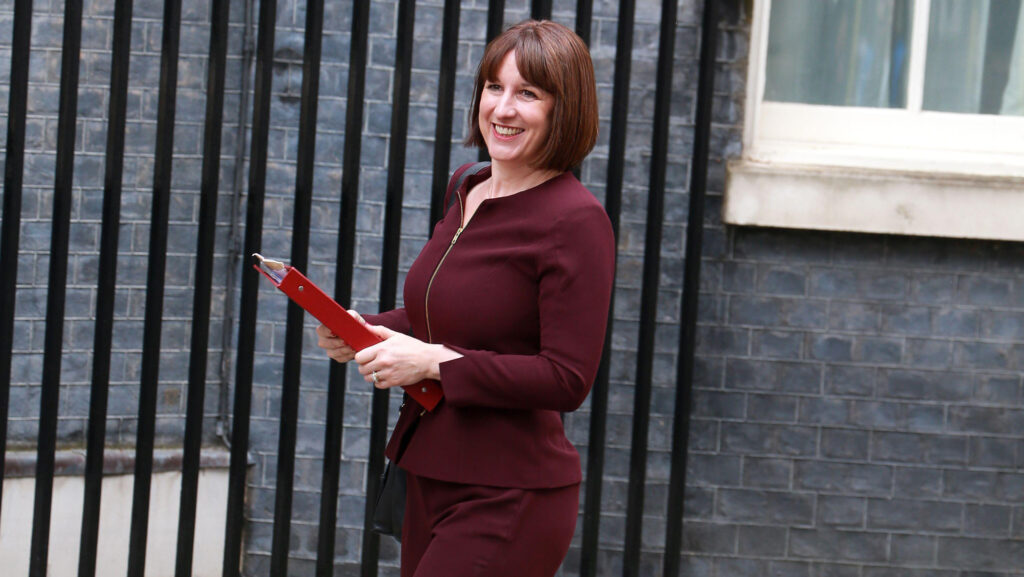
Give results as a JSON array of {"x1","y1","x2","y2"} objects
[{"x1": 365, "y1": 164, "x2": 615, "y2": 488}]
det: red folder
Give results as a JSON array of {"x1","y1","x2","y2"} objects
[{"x1": 253, "y1": 254, "x2": 443, "y2": 411}]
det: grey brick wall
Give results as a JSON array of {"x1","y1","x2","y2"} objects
[{"x1": 3, "y1": 0, "x2": 1023, "y2": 576}]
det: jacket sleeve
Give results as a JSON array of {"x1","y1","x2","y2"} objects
[{"x1": 437, "y1": 203, "x2": 615, "y2": 412}]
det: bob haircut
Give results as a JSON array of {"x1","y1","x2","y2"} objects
[{"x1": 465, "y1": 20, "x2": 599, "y2": 173}]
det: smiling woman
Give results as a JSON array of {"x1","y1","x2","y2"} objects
[
  {"x1": 315, "y1": 19, "x2": 613, "y2": 577},
  {"x1": 466, "y1": 20, "x2": 599, "y2": 174}
]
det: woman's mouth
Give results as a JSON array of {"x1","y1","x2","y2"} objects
[{"x1": 493, "y1": 124, "x2": 524, "y2": 137}]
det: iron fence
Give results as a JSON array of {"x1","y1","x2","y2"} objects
[{"x1": 0, "y1": 0, "x2": 718, "y2": 575}]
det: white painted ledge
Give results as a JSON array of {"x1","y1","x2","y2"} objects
[
  {"x1": 723, "y1": 160, "x2": 1024, "y2": 242},
  {"x1": 0, "y1": 449, "x2": 230, "y2": 577}
]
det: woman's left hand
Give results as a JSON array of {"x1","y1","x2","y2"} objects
[{"x1": 354, "y1": 325, "x2": 460, "y2": 389}]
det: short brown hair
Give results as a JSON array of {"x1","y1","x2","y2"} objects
[{"x1": 465, "y1": 20, "x2": 599, "y2": 172}]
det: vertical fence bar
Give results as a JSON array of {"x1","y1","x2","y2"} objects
[
  {"x1": 622, "y1": 0, "x2": 677, "y2": 575},
  {"x1": 269, "y1": 0, "x2": 324, "y2": 571},
  {"x1": 486, "y1": 0, "x2": 506, "y2": 42},
  {"x1": 0, "y1": 0, "x2": 33, "y2": 514},
  {"x1": 222, "y1": 0, "x2": 277, "y2": 573},
  {"x1": 479, "y1": 0, "x2": 505, "y2": 163},
  {"x1": 575, "y1": 0, "x2": 593, "y2": 45},
  {"x1": 531, "y1": 0, "x2": 552, "y2": 20},
  {"x1": 664, "y1": 2, "x2": 717, "y2": 575},
  {"x1": 77, "y1": 1, "x2": 134, "y2": 575},
  {"x1": 428, "y1": 0, "x2": 462, "y2": 228},
  {"x1": 579, "y1": 1, "x2": 634, "y2": 575},
  {"x1": 27, "y1": 1, "x2": 83, "y2": 574},
  {"x1": 316, "y1": 0, "x2": 371, "y2": 573},
  {"x1": 173, "y1": 0, "x2": 231, "y2": 574},
  {"x1": 360, "y1": 1, "x2": 416, "y2": 575},
  {"x1": 126, "y1": 0, "x2": 183, "y2": 574}
]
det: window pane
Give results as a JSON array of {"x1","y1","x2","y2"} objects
[
  {"x1": 765, "y1": 0, "x2": 912, "y2": 108},
  {"x1": 924, "y1": 0, "x2": 1024, "y2": 116}
]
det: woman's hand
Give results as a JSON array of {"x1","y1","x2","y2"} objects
[
  {"x1": 355, "y1": 325, "x2": 462, "y2": 389},
  {"x1": 315, "y1": 310, "x2": 367, "y2": 363}
]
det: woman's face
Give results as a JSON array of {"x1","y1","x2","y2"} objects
[{"x1": 478, "y1": 51, "x2": 554, "y2": 169}]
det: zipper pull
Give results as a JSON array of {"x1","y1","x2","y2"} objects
[{"x1": 451, "y1": 227, "x2": 463, "y2": 245}]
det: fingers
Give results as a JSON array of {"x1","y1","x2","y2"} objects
[
  {"x1": 315, "y1": 323, "x2": 355, "y2": 363},
  {"x1": 348, "y1": 309, "x2": 368, "y2": 326}
]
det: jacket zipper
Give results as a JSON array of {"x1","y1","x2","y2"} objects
[{"x1": 424, "y1": 191, "x2": 467, "y2": 344}]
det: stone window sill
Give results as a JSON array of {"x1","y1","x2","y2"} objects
[{"x1": 723, "y1": 160, "x2": 1024, "y2": 242}]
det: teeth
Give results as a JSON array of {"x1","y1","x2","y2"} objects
[{"x1": 494, "y1": 125, "x2": 524, "y2": 136}]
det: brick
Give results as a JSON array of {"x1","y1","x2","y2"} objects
[
  {"x1": 738, "y1": 524, "x2": 788, "y2": 556},
  {"x1": 853, "y1": 337, "x2": 902, "y2": 364},
  {"x1": 686, "y1": 454, "x2": 741, "y2": 487},
  {"x1": 949, "y1": 406, "x2": 1024, "y2": 435},
  {"x1": 955, "y1": 341, "x2": 1012, "y2": 370},
  {"x1": 850, "y1": 401, "x2": 902, "y2": 429},
  {"x1": 810, "y1": 563, "x2": 863, "y2": 577},
  {"x1": 768, "y1": 561, "x2": 810, "y2": 577},
  {"x1": 742, "y1": 457, "x2": 792, "y2": 489},
  {"x1": 810, "y1": 335, "x2": 853, "y2": 362},
  {"x1": 789, "y1": 528, "x2": 887, "y2": 562},
  {"x1": 911, "y1": 274, "x2": 957, "y2": 303},
  {"x1": 747, "y1": 394, "x2": 798, "y2": 422},
  {"x1": 964, "y1": 504, "x2": 1012, "y2": 536},
  {"x1": 824, "y1": 365, "x2": 875, "y2": 397},
  {"x1": 962, "y1": 276, "x2": 1014, "y2": 307},
  {"x1": 872, "y1": 431, "x2": 966, "y2": 465},
  {"x1": 693, "y1": 390, "x2": 745, "y2": 419},
  {"x1": 829, "y1": 301, "x2": 879, "y2": 331},
  {"x1": 881, "y1": 304, "x2": 930, "y2": 335},
  {"x1": 821, "y1": 429, "x2": 869, "y2": 460},
  {"x1": 717, "y1": 489, "x2": 814, "y2": 525},
  {"x1": 937, "y1": 537, "x2": 1024, "y2": 571},
  {"x1": 810, "y1": 268, "x2": 858, "y2": 298},
  {"x1": 904, "y1": 338, "x2": 954, "y2": 369},
  {"x1": 721, "y1": 422, "x2": 817, "y2": 457},
  {"x1": 681, "y1": 521, "x2": 737, "y2": 554},
  {"x1": 969, "y1": 437, "x2": 1018, "y2": 469},
  {"x1": 716, "y1": 558, "x2": 769, "y2": 577},
  {"x1": 816, "y1": 495, "x2": 865, "y2": 528},
  {"x1": 726, "y1": 359, "x2": 821, "y2": 394},
  {"x1": 867, "y1": 498, "x2": 962, "y2": 532},
  {"x1": 944, "y1": 470, "x2": 998, "y2": 501},
  {"x1": 751, "y1": 329, "x2": 803, "y2": 359},
  {"x1": 797, "y1": 397, "x2": 851, "y2": 427},
  {"x1": 795, "y1": 461, "x2": 892, "y2": 496},
  {"x1": 878, "y1": 369, "x2": 970, "y2": 401},
  {"x1": 973, "y1": 374, "x2": 1021, "y2": 403},
  {"x1": 890, "y1": 534, "x2": 935, "y2": 564},
  {"x1": 723, "y1": 261, "x2": 755, "y2": 292},
  {"x1": 758, "y1": 266, "x2": 807, "y2": 296},
  {"x1": 863, "y1": 570, "x2": 955, "y2": 577}
]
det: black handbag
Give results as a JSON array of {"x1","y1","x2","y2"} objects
[
  {"x1": 369, "y1": 163, "x2": 490, "y2": 542},
  {"x1": 372, "y1": 460, "x2": 407, "y2": 541}
]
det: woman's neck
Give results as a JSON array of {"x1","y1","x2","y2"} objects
[{"x1": 487, "y1": 161, "x2": 561, "y2": 199}]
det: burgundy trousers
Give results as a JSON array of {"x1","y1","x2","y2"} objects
[{"x1": 401, "y1": 471, "x2": 579, "y2": 577}]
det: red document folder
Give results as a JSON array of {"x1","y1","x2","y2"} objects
[{"x1": 253, "y1": 253, "x2": 443, "y2": 411}]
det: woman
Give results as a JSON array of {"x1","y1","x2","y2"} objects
[{"x1": 317, "y1": 20, "x2": 614, "y2": 577}]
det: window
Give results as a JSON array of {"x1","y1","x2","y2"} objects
[{"x1": 725, "y1": 0, "x2": 1024, "y2": 241}]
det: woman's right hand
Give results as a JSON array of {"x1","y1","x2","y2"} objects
[{"x1": 315, "y1": 310, "x2": 367, "y2": 363}]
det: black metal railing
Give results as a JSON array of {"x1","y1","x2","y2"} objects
[{"x1": 0, "y1": 1, "x2": 718, "y2": 575}]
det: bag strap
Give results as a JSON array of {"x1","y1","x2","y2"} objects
[{"x1": 445, "y1": 161, "x2": 491, "y2": 214}]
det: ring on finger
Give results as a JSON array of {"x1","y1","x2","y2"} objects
[{"x1": 372, "y1": 370, "x2": 379, "y2": 385}]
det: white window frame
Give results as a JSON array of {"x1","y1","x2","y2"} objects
[{"x1": 724, "y1": 0, "x2": 1024, "y2": 241}]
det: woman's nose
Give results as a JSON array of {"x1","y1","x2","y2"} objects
[{"x1": 494, "y1": 93, "x2": 516, "y2": 118}]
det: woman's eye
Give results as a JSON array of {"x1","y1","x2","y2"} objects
[
  {"x1": 486, "y1": 83, "x2": 502, "y2": 92},
  {"x1": 520, "y1": 90, "x2": 537, "y2": 99}
]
